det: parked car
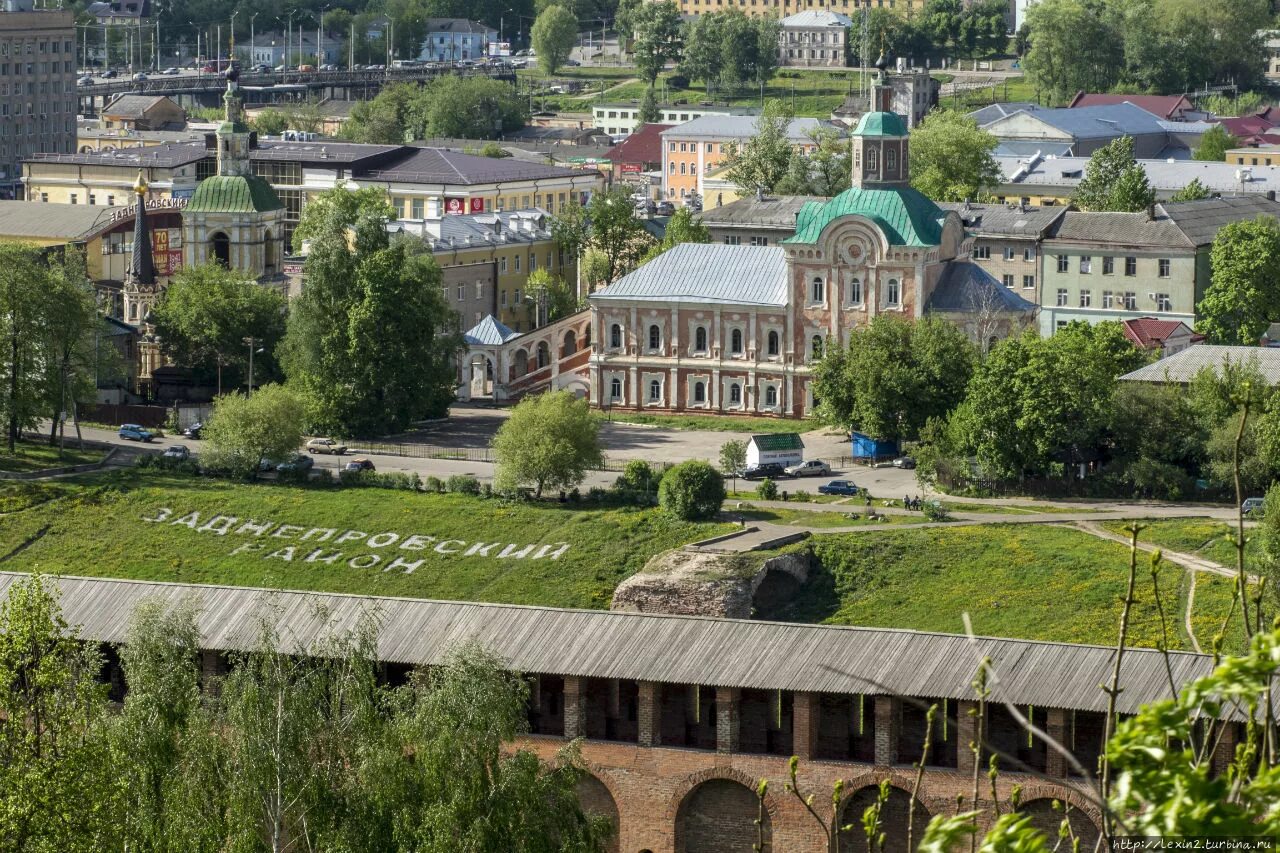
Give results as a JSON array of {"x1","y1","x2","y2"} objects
[
  {"x1": 161, "y1": 66, "x2": 180, "y2": 75},
  {"x1": 564, "y1": 59, "x2": 580, "y2": 66},
  {"x1": 1243, "y1": 497, "x2": 1265, "y2": 517},
  {"x1": 77, "y1": 75, "x2": 94, "y2": 85},
  {"x1": 306, "y1": 437, "x2": 348, "y2": 455},
  {"x1": 181, "y1": 422, "x2": 203, "y2": 439},
  {"x1": 655, "y1": 201, "x2": 675, "y2": 216},
  {"x1": 739, "y1": 462, "x2": 789, "y2": 481},
  {"x1": 319, "y1": 63, "x2": 337, "y2": 71},
  {"x1": 784, "y1": 459, "x2": 830, "y2": 478},
  {"x1": 342, "y1": 457, "x2": 376, "y2": 473},
  {"x1": 254, "y1": 63, "x2": 272, "y2": 73},
  {"x1": 892, "y1": 456, "x2": 916, "y2": 470},
  {"x1": 276, "y1": 454, "x2": 315, "y2": 474},
  {"x1": 118, "y1": 424, "x2": 154, "y2": 442},
  {"x1": 162, "y1": 445, "x2": 190, "y2": 461},
  {"x1": 817, "y1": 480, "x2": 860, "y2": 496},
  {"x1": 274, "y1": 64, "x2": 289, "y2": 72}
]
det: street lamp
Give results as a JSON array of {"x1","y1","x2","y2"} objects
[
  {"x1": 250, "y1": 12, "x2": 258, "y2": 67},
  {"x1": 229, "y1": 10, "x2": 239, "y2": 64},
  {"x1": 318, "y1": 7, "x2": 330, "y2": 68},
  {"x1": 244, "y1": 337, "x2": 263, "y2": 394}
]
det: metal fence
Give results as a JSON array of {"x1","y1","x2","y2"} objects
[{"x1": 344, "y1": 441, "x2": 645, "y2": 474}]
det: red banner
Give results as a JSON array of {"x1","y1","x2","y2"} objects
[
  {"x1": 620, "y1": 163, "x2": 642, "y2": 173},
  {"x1": 469, "y1": 197, "x2": 485, "y2": 213},
  {"x1": 445, "y1": 198, "x2": 465, "y2": 215}
]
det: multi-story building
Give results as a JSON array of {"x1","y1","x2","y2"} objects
[
  {"x1": 249, "y1": 31, "x2": 345, "y2": 67},
  {"x1": 937, "y1": 201, "x2": 1065, "y2": 307},
  {"x1": 420, "y1": 19, "x2": 495, "y2": 62},
  {"x1": 0, "y1": 0, "x2": 76, "y2": 199},
  {"x1": 1226, "y1": 146, "x2": 1280, "y2": 166},
  {"x1": 830, "y1": 68, "x2": 939, "y2": 130},
  {"x1": 701, "y1": 194, "x2": 819, "y2": 245},
  {"x1": 975, "y1": 102, "x2": 1188, "y2": 159},
  {"x1": 592, "y1": 103, "x2": 759, "y2": 138},
  {"x1": 100, "y1": 94, "x2": 187, "y2": 131},
  {"x1": 23, "y1": 142, "x2": 208, "y2": 206},
  {"x1": 662, "y1": 115, "x2": 830, "y2": 200},
  {"x1": 1265, "y1": 31, "x2": 1280, "y2": 82},
  {"x1": 666, "y1": 0, "x2": 924, "y2": 20},
  {"x1": 1037, "y1": 197, "x2": 1280, "y2": 335},
  {"x1": 778, "y1": 10, "x2": 850, "y2": 67}
]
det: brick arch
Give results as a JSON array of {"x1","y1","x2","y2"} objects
[
  {"x1": 672, "y1": 773, "x2": 772, "y2": 853},
  {"x1": 1016, "y1": 784, "x2": 1103, "y2": 827},
  {"x1": 838, "y1": 780, "x2": 933, "y2": 853},
  {"x1": 1017, "y1": 797, "x2": 1101, "y2": 849},
  {"x1": 575, "y1": 771, "x2": 621, "y2": 853},
  {"x1": 663, "y1": 766, "x2": 775, "y2": 823}
]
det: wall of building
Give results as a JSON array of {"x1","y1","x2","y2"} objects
[
  {"x1": 779, "y1": 26, "x2": 846, "y2": 68},
  {"x1": 969, "y1": 237, "x2": 1041, "y2": 302},
  {"x1": 1038, "y1": 245, "x2": 1196, "y2": 335},
  {"x1": 666, "y1": 0, "x2": 924, "y2": 20},
  {"x1": 0, "y1": 9, "x2": 76, "y2": 199},
  {"x1": 23, "y1": 160, "x2": 202, "y2": 204}
]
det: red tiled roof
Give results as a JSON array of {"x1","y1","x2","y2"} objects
[
  {"x1": 1122, "y1": 317, "x2": 1197, "y2": 349},
  {"x1": 1067, "y1": 92, "x2": 1192, "y2": 120},
  {"x1": 604, "y1": 123, "x2": 674, "y2": 168},
  {"x1": 1217, "y1": 114, "x2": 1275, "y2": 138}
]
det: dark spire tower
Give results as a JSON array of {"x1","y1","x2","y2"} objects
[{"x1": 127, "y1": 170, "x2": 156, "y2": 286}]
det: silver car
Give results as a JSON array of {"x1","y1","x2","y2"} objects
[{"x1": 784, "y1": 459, "x2": 831, "y2": 477}]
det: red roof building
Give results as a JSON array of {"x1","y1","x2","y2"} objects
[
  {"x1": 1217, "y1": 113, "x2": 1276, "y2": 140},
  {"x1": 1121, "y1": 317, "x2": 1203, "y2": 356},
  {"x1": 605, "y1": 123, "x2": 674, "y2": 176},
  {"x1": 1067, "y1": 92, "x2": 1195, "y2": 121}
]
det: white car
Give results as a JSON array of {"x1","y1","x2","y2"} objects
[
  {"x1": 784, "y1": 459, "x2": 831, "y2": 477},
  {"x1": 306, "y1": 437, "x2": 348, "y2": 455}
]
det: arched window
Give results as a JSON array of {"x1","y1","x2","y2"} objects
[
  {"x1": 767, "y1": 330, "x2": 779, "y2": 356},
  {"x1": 730, "y1": 329, "x2": 743, "y2": 353},
  {"x1": 811, "y1": 276, "x2": 824, "y2": 303},
  {"x1": 887, "y1": 278, "x2": 901, "y2": 305},
  {"x1": 854, "y1": 148, "x2": 861, "y2": 169},
  {"x1": 867, "y1": 147, "x2": 879, "y2": 171},
  {"x1": 694, "y1": 381, "x2": 705, "y2": 403},
  {"x1": 263, "y1": 230, "x2": 277, "y2": 274},
  {"x1": 765, "y1": 385, "x2": 778, "y2": 407},
  {"x1": 610, "y1": 324, "x2": 622, "y2": 348},
  {"x1": 886, "y1": 147, "x2": 897, "y2": 174},
  {"x1": 609, "y1": 377, "x2": 622, "y2": 400},
  {"x1": 849, "y1": 277, "x2": 862, "y2": 304},
  {"x1": 729, "y1": 383, "x2": 742, "y2": 405},
  {"x1": 648, "y1": 324, "x2": 660, "y2": 350},
  {"x1": 695, "y1": 326, "x2": 707, "y2": 351},
  {"x1": 649, "y1": 379, "x2": 661, "y2": 401},
  {"x1": 811, "y1": 335, "x2": 823, "y2": 360},
  {"x1": 210, "y1": 232, "x2": 230, "y2": 268},
  {"x1": 563, "y1": 330, "x2": 576, "y2": 356}
]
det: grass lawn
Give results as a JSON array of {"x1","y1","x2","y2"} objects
[
  {"x1": 783, "y1": 524, "x2": 1243, "y2": 651},
  {"x1": 0, "y1": 439, "x2": 104, "y2": 473},
  {"x1": 598, "y1": 411, "x2": 820, "y2": 434},
  {"x1": 734, "y1": 507, "x2": 929, "y2": 528},
  {"x1": 0, "y1": 471, "x2": 732, "y2": 609},
  {"x1": 943, "y1": 501, "x2": 1102, "y2": 516},
  {"x1": 1100, "y1": 519, "x2": 1260, "y2": 570},
  {"x1": 946, "y1": 76, "x2": 1050, "y2": 111},
  {"x1": 726, "y1": 489, "x2": 851, "y2": 503}
]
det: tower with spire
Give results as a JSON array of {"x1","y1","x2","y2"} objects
[
  {"x1": 122, "y1": 170, "x2": 167, "y2": 393},
  {"x1": 850, "y1": 52, "x2": 910, "y2": 189}
]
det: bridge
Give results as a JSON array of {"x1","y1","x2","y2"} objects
[{"x1": 77, "y1": 65, "x2": 518, "y2": 116}]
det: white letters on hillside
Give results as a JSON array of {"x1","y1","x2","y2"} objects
[{"x1": 146, "y1": 508, "x2": 570, "y2": 574}]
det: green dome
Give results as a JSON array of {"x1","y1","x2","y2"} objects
[
  {"x1": 851, "y1": 111, "x2": 908, "y2": 138},
  {"x1": 783, "y1": 186, "x2": 946, "y2": 248},
  {"x1": 186, "y1": 174, "x2": 284, "y2": 214}
]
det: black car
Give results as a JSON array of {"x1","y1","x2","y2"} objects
[
  {"x1": 655, "y1": 201, "x2": 676, "y2": 216},
  {"x1": 739, "y1": 462, "x2": 789, "y2": 481}
]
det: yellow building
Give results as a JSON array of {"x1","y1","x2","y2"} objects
[
  {"x1": 1226, "y1": 146, "x2": 1280, "y2": 167},
  {"x1": 23, "y1": 142, "x2": 208, "y2": 206},
  {"x1": 666, "y1": 0, "x2": 922, "y2": 19}
]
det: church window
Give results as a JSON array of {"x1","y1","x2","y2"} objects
[
  {"x1": 767, "y1": 330, "x2": 779, "y2": 356},
  {"x1": 649, "y1": 379, "x2": 661, "y2": 401},
  {"x1": 729, "y1": 383, "x2": 742, "y2": 404},
  {"x1": 886, "y1": 147, "x2": 897, "y2": 174},
  {"x1": 693, "y1": 381, "x2": 706, "y2": 403},
  {"x1": 695, "y1": 326, "x2": 707, "y2": 351},
  {"x1": 810, "y1": 276, "x2": 824, "y2": 303},
  {"x1": 849, "y1": 277, "x2": 862, "y2": 304},
  {"x1": 765, "y1": 385, "x2": 778, "y2": 407},
  {"x1": 887, "y1": 278, "x2": 900, "y2": 305},
  {"x1": 610, "y1": 324, "x2": 622, "y2": 348},
  {"x1": 730, "y1": 329, "x2": 742, "y2": 353},
  {"x1": 867, "y1": 147, "x2": 878, "y2": 171},
  {"x1": 648, "y1": 324, "x2": 661, "y2": 350},
  {"x1": 610, "y1": 377, "x2": 622, "y2": 400},
  {"x1": 811, "y1": 335, "x2": 823, "y2": 360}
]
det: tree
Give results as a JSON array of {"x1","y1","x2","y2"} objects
[
  {"x1": 203, "y1": 384, "x2": 305, "y2": 477},
  {"x1": 524, "y1": 268, "x2": 580, "y2": 326},
  {"x1": 151, "y1": 264, "x2": 286, "y2": 395},
  {"x1": 0, "y1": 245, "x2": 52, "y2": 452},
  {"x1": 630, "y1": 0, "x2": 682, "y2": 85},
  {"x1": 281, "y1": 186, "x2": 463, "y2": 438},
  {"x1": 637, "y1": 85, "x2": 660, "y2": 124},
  {"x1": 1203, "y1": 91, "x2": 1265, "y2": 118},
  {"x1": 532, "y1": 5, "x2": 578, "y2": 75},
  {"x1": 584, "y1": 186, "x2": 653, "y2": 286},
  {"x1": 1193, "y1": 124, "x2": 1238, "y2": 161},
  {"x1": 811, "y1": 315, "x2": 977, "y2": 442},
  {"x1": 641, "y1": 207, "x2": 710, "y2": 262},
  {"x1": 776, "y1": 126, "x2": 850, "y2": 197},
  {"x1": 250, "y1": 109, "x2": 291, "y2": 135},
  {"x1": 342, "y1": 76, "x2": 528, "y2": 144},
  {"x1": 1169, "y1": 178, "x2": 1211, "y2": 202},
  {"x1": 1198, "y1": 216, "x2": 1280, "y2": 345},
  {"x1": 493, "y1": 390, "x2": 602, "y2": 496},
  {"x1": 908, "y1": 111, "x2": 1001, "y2": 202},
  {"x1": 658, "y1": 459, "x2": 726, "y2": 520},
  {"x1": 719, "y1": 438, "x2": 747, "y2": 494},
  {"x1": 1073, "y1": 136, "x2": 1155, "y2": 213},
  {"x1": 1022, "y1": 0, "x2": 1123, "y2": 102},
  {"x1": 36, "y1": 250, "x2": 102, "y2": 448},
  {"x1": 722, "y1": 99, "x2": 796, "y2": 197}
]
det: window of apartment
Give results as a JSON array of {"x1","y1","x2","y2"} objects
[
  {"x1": 1002, "y1": 274, "x2": 1014, "y2": 288},
  {"x1": 668, "y1": 142, "x2": 675, "y2": 152},
  {"x1": 724, "y1": 235, "x2": 741, "y2": 245},
  {"x1": 499, "y1": 257, "x2": 508, "y2": 273},
  {"x1": 849, "y1": 277, "x2": 862, "y2": 304},
  {"x1": 679, "y1": 142, "x2": 687, "y2": 152},
  {"x1": 529, "y1": 254, "x2": 536, "y2": 272},
  {"x1": 648, "y1": 324, "x2": 661, "y2": 350},
  {"x1": 973, "y1": 245, "x2": 990, "y2": 260},
  {"x1": 610, "y1": 377, "x2": 622, "y2": 400},
  {"x1": 68, "y1": 193, "x2": 77, "y2": 204},
  {"x1": 1123, "y1": 291, "x2": 1137, "y2": 310},
  {"x1": 456, "y1": 286, "x2": 464, "y2": 301},
  {"x1": 1158, "y1": 258, "x2": 1171, "y2": 278},
  {"x1": 749, "y1": 236, "x2": 768, "y2": 246},
  {"x1": 1023, "y1": 247, "x2": 1034, "y2": 262},
  {"x1": 1079, "y1": 290, "x2": 1092, "y2": 308},
  {"x1": 411, "y1": 198, "x2": 424, "y2": 219},
  {"x1": 87, "y1": 193, "x2": 95, "y2": 205},
  {"x1": 514, "y1": 255, "x2": 521, "y2": 272},
  {"x1": 1125, "y1": 256, "x2": 1137, "y2": 276},
  {"x1": 649, "y1": 379, "x2": 661, "y2": 401},
  {"x1": 1079, "y1": 256, "x2": 1092, "y2": 274},
  {"x1": 767, "y1": 330, "x2": 779, "y2": 355},
  {"x1": 1003, "y1": 247, "x2": 1015, "y2": 261},
  {"x1": 106, "y1": 194, "x2": 114, "y2": 206},
  {"x1": 1057, "y1": 255, "x2": 1069, "y2": 273},
  {"x1": 669, "y1": 162, "x2": 676, "y2": 174},
  {"x1": 729, "y1": 383, "x2": 742, "y2": 405},
  {"x1": 1056, "y1": 288, "x2": 1068, "y2": 306},
  {"x1": 1102, "y1": 290, "x2": 1114, "y2": 309},
  {"x1": 705, "y1": 142, "x2": 713, "y2": 153},
  {"x1": 810, "y1": 276, "x2": 824, "y2": 303},
  {"x1": 475, "y1": 282, "x2": 484, "y2": 299},
  {"x1": 39, "y1": 193, "x2": 47, "y2": 203},
  {"x1": 500, "y1": 290, "x2": 508, "y2": 306},
  {"x1": 1156, "y1": 293, "x2": 1172, "y2": 312},
  {"x1": 886, "y1": 278, "x2": 900, "y2": 306},
  {"x1": 679, "y1": 163, "x2": 686, "y2": 175},
  {"x1": 1102, "y1": 256, "x2": 1114, "y2": 275},
  {"x1": 1023, "y1": 275, "x2": 1035, "y2": 289}
]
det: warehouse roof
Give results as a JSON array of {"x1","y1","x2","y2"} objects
[
  {"x1": 936, "y1": 201, "x2": 1065, "y2": 238},
  {"x1": 700, "y1": 194, "x2": 822, "y2": 231},
  {"x1": 1120, "y1": 345, "x2": 1280, "y2": 386},
  {"x1": 5, "y1": 572, "x2": 1257, "y2": 717},
  {"x1": 662, "y1": 115, "x2": 827, "y2": 143},
  {"x1": 998, "y1": 154, "x2": 1280, "y2": 197},
  {"x1": 591, "y1": 243, "x2": 787, "y2": 306},
  {"x1": 364, "y1": 146, "x2": 587, "y2": 184},
  {"x1": 0, "y1": 200, "x2": 116, "y2": 240}
]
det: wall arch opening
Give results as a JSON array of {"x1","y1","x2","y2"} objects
[
  {"x1": 839, "y1": 786, "x2": 930, "y2": 853},
  {"x1": 210, "y1": 232, "x2": 230, "y2": 268},
  {"x1": 575, "y1": 774, "x2": 620, "y2": 853},
  {"x1": 1019, "y1": 799, "x2": 1100, "y2": 850},
  {"x1": 675, "y1": 778, "x2": 769, "y2": 853}
]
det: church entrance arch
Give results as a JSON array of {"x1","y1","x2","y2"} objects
[{"x1": 211, "y1": 232, "x2": 231, "y2": 268}]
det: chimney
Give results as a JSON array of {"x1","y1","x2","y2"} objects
[
  {"x1": 1147, "y1": 203, "x2": 1156, "y2": 221},
  {"x1": 1269, "y1": 190, "x2": 1276, "y2": 201},
  {"x1": 756, "y1": 185, "x2": 765, "y2": 202}
]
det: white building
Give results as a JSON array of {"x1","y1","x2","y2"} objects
[
  {"x1": 592, "y1": 103, "x2": 760, "y2": 138},
  {"x1": 419, "y1": 18, "x2": 495, "y2": 62},
  {"x1": 778, "y1": 10, "x2": 850, "y2": 68},
  {"x1": 249, "y1": 31, "x2": 344, "y2": 66}
]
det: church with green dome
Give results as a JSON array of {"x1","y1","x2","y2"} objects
[{"x1": 587, "y1": 66, "x2": 1034, "y2": 419}]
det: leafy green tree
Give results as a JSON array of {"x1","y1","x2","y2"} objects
[
  {"x1": 719, "y1": 438, "x2": 747, "y2": 493},
  {"x1": 723, "y1": 99, "x2": 796, "y2": 197},
  {"x1": 585, "y1": 186, "x2": 653, "y2": 285},
  {"x1": 250, "y1": 108, "x2": 291, "y2": 135},
  {"x1": 282, "y1": 186, "x2": 463, "y2": 438},
  {"x1": 1203, "y1": 91, "x2": 1266, "y2": 118},
  {"x1": 812, "y1": 315, "x2": 977, "y2": 442},
  {"x1": 630, "y1": 0, "x2": 682, "y2": 84},
  {"x1": 493, "y1": 390, "x2": 602, "y2": 496},
  {"x1": 1169, "y1": 178, "x2": 1211, "y2": 202},
  {"x1": 637, "y1": 85, "x2": 660, "y2": 124},
  {"x1": 0, "y1": 245, "x2": 53, "y2": 452},
  {"x1": 1022, "y1": 0, "x2": 1123, "y2": 101},
  {"x1": 1198, "y1": 216, "x2": 1280, "y2": 345},
  {"x1": 776, "y1": 126, "x2": 850, "y2": 197},
  {"x1": 151, "y1": 263, "x2": 286, "y2": 395},
  {"x1": 342, "y1": 82, "x2": 419, "y2": 144},
  {"x1": 658, "y1": 459, "x2": 726, "y2": 520},
  {"x1": 37, "y1": 250, "x2": 103, "y2": 447},
  {"x1": 908, "y1": 111, "x2": 1001, "y2": 202},
  {"x1": 641, "y1": 207, "x2": 710, "y2": 262},
  {"x1": 203, "y1": 383, "x2": 306, "y2": 477},
  {"x1": 524, "y1": 268, "x2": 580, "y2": 326},
  {"x1": 1073, "y1": 136, "x2": 1155, "y2": 213},
  {"x1": 1193, "y1": 124, "x2": 1238, "y2": 162},
  {"x1": 532, "y1": 5, "x2": 578, "y2": 75},
  {"x1": 410, "y1": 74, "x2": 528, "y2": 139},
  {"x1": 1109, "y1": 380, "x2": 1207, "y2": 472}
]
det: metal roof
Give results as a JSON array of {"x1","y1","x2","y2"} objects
[
  {"x1": 1158, "y1": 195, "x2": 1280, "y2": 245},
  {"x1": 661, "y1": 115, "x2": 827, "y2": 143},
  {"x1": 1046, "y1": 209, "x2": 1193, "y2": 249},
  {"x1": 985, "y1": 103, "x2": 1168, "y2": 140},
  {"x1": 1120, "y1": 345, "x2": 1280, "y2": 385},
  {"x1": 1, "y1": 572, "x2": 1251, "y2": 717},
  {"x1": 700, "y1": 194, "x2": 822, "y2": 230},
  {"x1": 969, "y1": 102, "x2": 1040, "y2": 127},
  {"x1": 23, "y1": 141, "x2": 208, "y2": 169},
  {"x1": 0, "y1": 201, "x2": 116, "y2": 240},
  {"x1": 1066, "y1": 93, "x2": 1193, "y2": 120},
  {"x1": 749, "y1": 433, "x2": 804, "y2": 451},
  {"x1": 787, "y1": 186, "x2": 946, "y2": 247},
  {"x1": 779, "y1": 10, "x2": 852, "y2": 26},
  {"x1": 102, "y1": 94, "x2": 178, "y2": 119},
  {"x1": 591, "y1": 244, "x2": 787, "y2": 306},
  {"x1": 364, "y1": 147, "x2": 587, "y2": 185},
  {"x1": 186, "y1": 174, "x2": 284, "y2": 214},
  {"x1": 925, "y1": 261, "x2": 1038, "y2": 314},
  {"x1": 999, "y1": 154, "x2": 1280, "y2": 197},
  {"x1": 464, "y1": 314, "x2": 520, "y2": 346},
  {"x1": 936, "y1": 201, "x2": 1065, "y2": 238},
  {"x1": 852, "y1": 111, "x2": 908, "y2": 138}
]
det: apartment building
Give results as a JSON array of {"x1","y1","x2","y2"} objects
[
  {"x1": 661, "y1": 115, "x2": 829, "y2": 200},
  {"x1": 778, "y1": 10, "x2": 850, "y2": 68},
  {"x1": 592, "y1": 103, "x2": 758, "y2": 138},
  {"x1": 665, "y1": 0, "x2": 923, "y2": 20},
  {"x1": 0, "y1": 1, "x2": 76, "y2": 199},
  {"x1": 937, "y1": 201, "x2": 1065, "y2": 307}
]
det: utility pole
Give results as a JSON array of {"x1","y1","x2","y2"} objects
[{"x1": 244, "y1": 337, "x2": 262, "y2": 394}]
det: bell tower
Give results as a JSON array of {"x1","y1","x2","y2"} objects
[{"x1": 850, "y1": 53, "x2": 910, "y2": 189}]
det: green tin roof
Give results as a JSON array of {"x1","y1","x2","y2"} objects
[
  {"x1": 851, "y1": 111, "x2": 908, "y2": 138},
  {"x1": 750, "y1": 433, "x2": 804, "y2": 451},
  {"x1": 186, "y1": 174, "x2": 284, "y2": 214},
  {"x1": 783, "y1": 186, "x2": 947, "y2": 248}
]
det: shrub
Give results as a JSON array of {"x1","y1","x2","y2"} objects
[
  {"x1": 658, "y1": 460, "x2": 726, "y2": 521},
  {"x1": 1117, "y1": 458, "x2": 1197, "y2": 501},
  {"x1": 755, "y1": 478, "x2": 779, "y2": 500},
  {"x1": 793, "y1": 489, "x2": 810, "y2": 501},
  {"x1": 615, "y1": 459, "x2": 657, "y2": 493},
  {"x1": 424, "y1": 476, "x2": 444, "y2": 493},
  {"x1": 446, "y1": 474, "x2": 481, "y2": 495},
  {"x1": 921, "y1": 500, "x2": 950, "y2": 522}
]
